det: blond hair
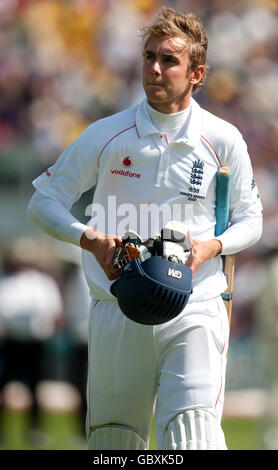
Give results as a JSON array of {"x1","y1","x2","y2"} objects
[{"x1": 141, "y1": 7, "x2": 209, "y2": 93}]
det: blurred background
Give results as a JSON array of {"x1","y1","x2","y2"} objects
[{"x1": 0, "y1": 0, "x2": 278, "y2": 450}]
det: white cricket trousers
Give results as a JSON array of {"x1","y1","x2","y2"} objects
[{"x1": 86, "y1": 296, "x2": 229, "y2": 449}]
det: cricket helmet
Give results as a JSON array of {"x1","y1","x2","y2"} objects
[{"x1": 110, "y1": 256, "x2": 192, "y2": 326}]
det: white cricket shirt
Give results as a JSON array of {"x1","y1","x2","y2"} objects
[{"x1": 31, "y1": 97, "x2": 263, "y2": 302}]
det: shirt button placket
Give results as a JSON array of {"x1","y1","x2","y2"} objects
[{"x1": 155, "y1": 134, "x2": 169, "y2": 188}]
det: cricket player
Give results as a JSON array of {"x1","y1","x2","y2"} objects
[{"x1": 27, "y1": 7, "x2": 263, "y2": 450}]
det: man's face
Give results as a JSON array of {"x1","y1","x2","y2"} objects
[{"x1": 142, "y1": 35, "x2": 204, "y2": 113}]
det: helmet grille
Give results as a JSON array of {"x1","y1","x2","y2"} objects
[
  {"x1": 111, "y1": 256, "x2": 192, "y2": 325},
  {"x1": 141, "y1": 284, "x2": 186, "y2": 320}
]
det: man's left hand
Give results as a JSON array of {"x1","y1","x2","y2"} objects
[{"x1": 186, "y1": 239, "x2": 222, "y2": 275}]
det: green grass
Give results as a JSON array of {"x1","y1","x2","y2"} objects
[
  {"x1": 222, "y1": 418, "x2": 262, "y2": 450},
  {"x1": 0, "y1": 409, "x2": 264, "y2": 450},
  {"x1": 0, "y1": 409, "x2": 87, "y2": 450}
]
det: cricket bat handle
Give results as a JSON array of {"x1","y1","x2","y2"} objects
[
  {"x1": 221, "y1": 253, "x2": 235, "y2": 327},
  {"x1": 215, "y1": 166, "x2": 235, "y2": 326}
]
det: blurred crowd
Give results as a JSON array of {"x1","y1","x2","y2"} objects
[{"x1": 0, "y1": 0, "x2": 278, "y2": 448}]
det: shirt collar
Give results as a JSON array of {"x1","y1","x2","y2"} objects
[{"x1": 136, "y1": 97, "x2": 202, "y2": 149}]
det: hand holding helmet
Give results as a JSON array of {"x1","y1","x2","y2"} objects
[{"x1": 110, "y1": 222, "x2": 193, "y2": 325}]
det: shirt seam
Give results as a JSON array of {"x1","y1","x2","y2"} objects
[
  {"x1": 97, "y1": 124, "x2": 138, "y2": 168},
  {"x1": 200, "y1": 135, "x2": 222, "y2": 167}
]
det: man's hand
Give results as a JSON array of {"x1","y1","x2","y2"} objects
[
  {"x1": 186, "y1": 239, "x2": 222, "y2": 275},
  {"x1": 80, "y1": 228, "x2": 122, "y2": 281}
]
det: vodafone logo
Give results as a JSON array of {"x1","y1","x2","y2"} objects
[
  {"x1": 111, "y1": 169, "x2": 141, "y2": 179},
  {"x1": 122, "y1": 156, "x2": 131, "y2": 167},
  {"x1": 111, "y1": 156, "x2": 141, "y2": 178}
]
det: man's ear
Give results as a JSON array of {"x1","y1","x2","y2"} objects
[{"x1": 189, "y1": 65, "x2": 205, "y2": 85}]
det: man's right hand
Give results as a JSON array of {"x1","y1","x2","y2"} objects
[{"x1": 80, "y1": 228, "x2": 123, "y2": 281}]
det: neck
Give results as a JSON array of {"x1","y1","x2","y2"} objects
[
  {"x1": 147, "y1": 101, "x2": 190, "y2": 124},
  {"x1": 146, "y1": 100, "x2": 191, "y2": 141},
  {"x1": 147, "y1": 96, "x2": 191, "y2": 114}
]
